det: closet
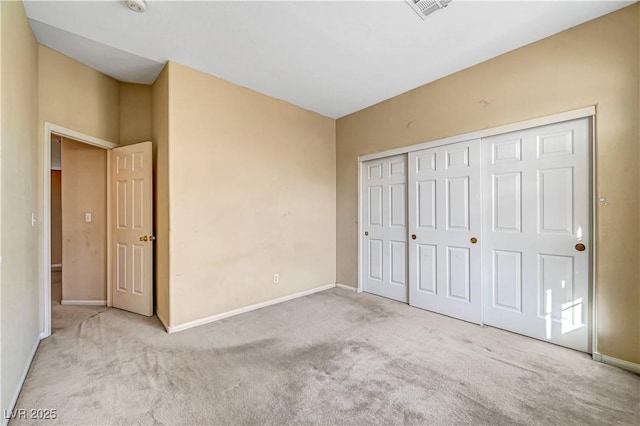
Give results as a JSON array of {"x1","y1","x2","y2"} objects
[{"x1": 360, "y1": 116, "x2": 591, "y2": 352}]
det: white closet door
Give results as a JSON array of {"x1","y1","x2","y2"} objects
[
  {"x1": 482, "y1": 118, "x2": 590, "y2": 352},
  {"x1": 408, "y1": 139, "x2": 482, "y2": 324},
  {"x1": 362, "y1": 154, "x2": 408, "y2": 302}
]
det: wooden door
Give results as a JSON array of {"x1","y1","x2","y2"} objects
[
  {"x1": 482, "y1": 118, "x2": 591, "y2": 351},
  {"x1": 362, "y1": 155, "x2": 408, "y2": 302},
  {"x1": 408, "y1": 139, "x2": 482, "y2": 324},
  {"x1": 111, "y1": 142, "x2": 154, "y2": 316}
]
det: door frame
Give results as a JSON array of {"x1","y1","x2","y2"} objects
[
  {"x1": 41, "y1": 122, "x2": 117, "y2": 339},
  {"x1": 357, "y1": 105, "x2": 597, "y2": 354}
]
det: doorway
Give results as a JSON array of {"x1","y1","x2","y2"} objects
[
  {"x1": 42, "y1": 123, "x2": 156, "y2": 338},
  {"x1": 50, "y1": 139, "x2": 62, "y2": 304},
  {"x1": 49, "y1": 134, "x2": 109, "y2": 333},
  {"x1": 40, "y1": 122, "x2": 117, "y2": 338},
  {"x1": 43, "y1": 125, "x2": 116, "y2": 337}
]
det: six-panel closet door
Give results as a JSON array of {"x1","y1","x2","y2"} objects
[
  {"x1": 482, "y1": 118, "x2": 590, "y2": 352},
  {"x1": 360, "y1": 117, "x2": 591, "y2": 353},
  {"x1": 361, "y1": 154, "x2": 408, "y2": 303},
  {"x1": 407, "y1": 139, "x2": 482, "y2": 324}
]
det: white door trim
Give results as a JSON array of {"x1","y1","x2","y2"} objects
[
  {"x1": 590, "y1": 115, "x2": 598, "y2": 357},
  {"x1": 357, "y1": 107, "x2": 597, "y2": 355},
  {"x1": 357, "y1": 160, "x2": 363, "y2": 293},
  {"x1": 358, "y1": 106, "x2": 596, "y2": 162},
  {"x1": 41, "y1": 122, "x2": 116, "y2": 339}
]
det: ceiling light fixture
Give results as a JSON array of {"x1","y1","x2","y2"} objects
[
  {"x1": 125, "y1": 0, "x2": 146, "y2": 13},
  {"x1": 406, "y1": 0, "x2": 452, "y2": 20}
]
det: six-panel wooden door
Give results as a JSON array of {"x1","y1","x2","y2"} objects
[
  {"x1": 361, "y1": 155, "x2": 408, "y2": 303},
  {"x1": 482, "y1": 118, "x2": 590, "y2": 351},
  {"x1": 111, "y1": 141, "x2": 154, "y2": 317},
  {"x1": 408, "y1": 139, "x2": 482, "y2": 324}
]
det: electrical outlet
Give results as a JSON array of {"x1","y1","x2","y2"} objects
[{"x1": 273, "y1": 274, "x2": 279, "y2": 284}]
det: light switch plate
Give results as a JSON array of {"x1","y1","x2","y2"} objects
[{"x1": 85, "y1": 212, "x2": 92, "y2": 223}]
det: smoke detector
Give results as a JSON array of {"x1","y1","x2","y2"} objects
[
  {"x1": 406, "y1": 0, "x2": 452, "y2": 19},
  {"x1": 125, "y1": 0, "x2": 146, "y2": 13}
]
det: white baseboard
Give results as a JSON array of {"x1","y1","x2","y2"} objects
[
  {"x1": 156, "y1": 310, "x2": 169, "y2": 332},
  {"x1": 61, "y1": 299, "x2": 106, "y2": 306},
  {"x1": 336, "y1": 283, "x2": 357, "y2": 292},
  {"x1": 51, "y1": 264, "x2": 62, "y2": 271},
  {"x1": 168, "y1": 283, "x2": 336, "y2": 333},
  {"x1": 593, "y1": 352, "x2": 640, "y2": 375},
  {"x1": 2, "y1": 336, "x2": 40, "y2": 426}
]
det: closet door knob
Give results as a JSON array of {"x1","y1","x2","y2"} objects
[
  {"x1": 411, "y1": 234, "x2": 417, "y2": 240},
  {"x1": 364, "y1": 231, "x2": 369, "y2": 236},
  {"x1": 470, "y1": 237, "x2": 478, "y2": 244},
  {"x1": 575, "y1": 243, "x2": 586, "y2": 251}
]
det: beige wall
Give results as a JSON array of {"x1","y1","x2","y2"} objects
[
  {"x1": 39, "y1": 47, "x2": 152, "y2": 147},
  {"x1": 336, "y1": 5, "x2": 640, "y2": 364},
  {"x1": 167, "y1": 62, "x2": 336, "y2": 326},
  {"x1": 0, "y1": 0, "x2": 40, "y2": 415},
  {"x1": 61, "y1": 138, "x2": 107, "y2": 301},
  {"x1": 50, "y1": 170, "x2": 62, "y2": 265},
  {"x1": 38, "y1": 46, "x2": 120, "y2": 143},
  {"x1": 120, "y1": 83, "x2": 151, "y2": 146},
  {"x1": 151, "y1": 66, "x2": 170, "y2": 324},
  {"x1": 36, "y1": 47, "x2": 160, "y2": 309}
]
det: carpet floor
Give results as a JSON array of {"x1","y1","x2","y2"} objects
[
  {"x1": 12, "y1": 288, "x2": 640, "y2": 425},
  {"x1": 49, "y1": 270, "x2": 107, "y2": 334}
]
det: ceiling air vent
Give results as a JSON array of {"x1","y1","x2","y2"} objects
[{"x1": 406, "y1": 0, "x2": 452, "y2": 19}]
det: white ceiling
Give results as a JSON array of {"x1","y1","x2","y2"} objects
[{"x1": 24, "y1": 0, "x2": 635, "y2": 118}]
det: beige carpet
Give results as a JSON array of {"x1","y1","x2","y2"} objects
[
  {"x1": 13, "y1": 288, "x2": 640, "y2": 425},
  {"x1": 50, "y1": 270, "x2": 107, "y2": 334}
]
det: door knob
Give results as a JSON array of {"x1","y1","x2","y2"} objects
[
  {"x1": 575, "y1": 243, "x2": 586, "y2": 252},
  {"x1": 364, "y1": 231, "x2": 369, "y2": 236},
  {"x1": 411, "y1": 234, "x2": 417, "y2": 240},
  {"x1": 470, "y1": 237, "x2": 478, "y2": 244},
  {"x1": 140, "y1": 236, "x2": 148, "y2": 242}
]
